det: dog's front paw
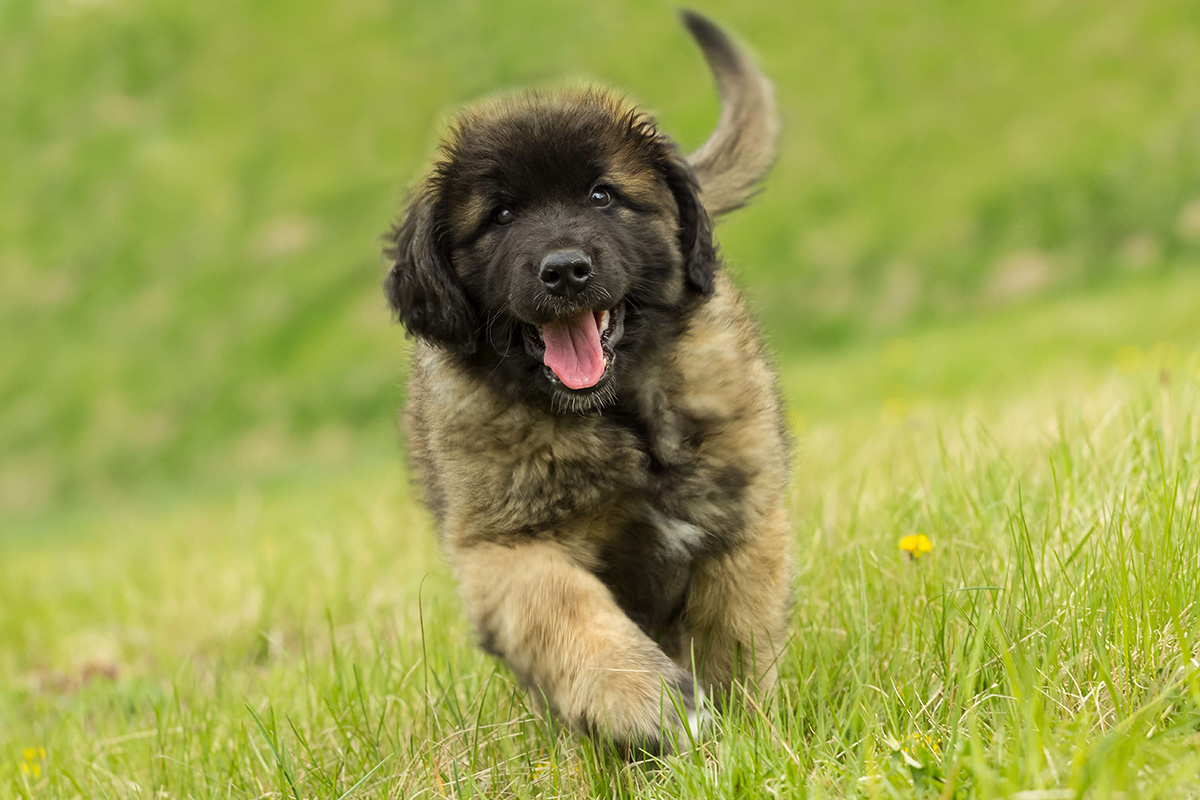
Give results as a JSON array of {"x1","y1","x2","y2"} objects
[{"x1": 584, "y1": 665, "x2": 708, "y2": 757}]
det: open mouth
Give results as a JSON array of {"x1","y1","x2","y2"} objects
[{"x1": 523, "y1": 302, "x2": 626, "y2": 391}]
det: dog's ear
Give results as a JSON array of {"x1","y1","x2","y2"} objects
[
  {"x1": 658, "y1": 151, "x2": 718, "y2": 295},
  {"x1": 384, "y1": 185, "x2": 478, "y2": 353}
]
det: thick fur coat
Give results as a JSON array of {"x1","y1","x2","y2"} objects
[{"x1": 385, "y1": 12, "x2": 790, "y2": 755}]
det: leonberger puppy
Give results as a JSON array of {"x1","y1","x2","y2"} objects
[{"x1": 384, "y1": 11, "x2": 790, "y2": 755}]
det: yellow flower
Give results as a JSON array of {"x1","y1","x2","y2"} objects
[
  {"x1": 20, "y1": 747, "x2": 46, "y2": 778},
  {"x1": 897, "y1": 732, "x2": 942, "y2": 759},
  {"x1": 899, "y1": 533, "x2": 932, "y2": 558},
  {"x1": 909, "y1": 732, "x2": 942, "y2": 755}
]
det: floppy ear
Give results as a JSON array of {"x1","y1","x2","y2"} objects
[
  {"x1": 383, "y1": 186, "x2": 478, "y2": 353},
  {"x1": 658, "y1": 151, "x2": 718, "y2": 295}
]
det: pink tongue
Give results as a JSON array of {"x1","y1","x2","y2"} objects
[{"x1": 541, "y1": 312, "x2": 605, "y2": 390}]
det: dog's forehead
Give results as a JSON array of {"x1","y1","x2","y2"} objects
[{"x1": 441, "y1": 92, "x2": 662, "y2": 206}]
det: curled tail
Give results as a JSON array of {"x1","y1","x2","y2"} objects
[{"x1": 681, "y1": 10, "x2": 779, "y2": 217}]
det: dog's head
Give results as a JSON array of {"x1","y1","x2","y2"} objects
[
  {"x1": 385, "y1": 12, "x2": 777, "y2": 414},
  {"x1": 386, "y1": 91, "x2": 716, "y2": 412}
]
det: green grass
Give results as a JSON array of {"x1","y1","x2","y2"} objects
[
  {"x1": 6, "y1": 0, "x2": 1200, "y2": 518},
  {"x1": 4, "y1": 279, "x2": 1200, "y2": 797},
  {"x1": 3, "y1": 0, "x2": 1200, "y2": 796}
]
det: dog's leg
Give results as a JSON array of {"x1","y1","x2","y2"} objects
[
  {"x1": 683, "y1": 505, "x2": 791, "y2": 697},
  {"x1": 452, "y1": 538, "x2": 702, "y2": 755}
]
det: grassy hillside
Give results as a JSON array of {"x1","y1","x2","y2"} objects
[
  {"x1": 3, "y1": 0, "x2": 1200, "y2": 797},
  {"x1": 5, "y1": 0, "x2": 1200, "y2": 519}
]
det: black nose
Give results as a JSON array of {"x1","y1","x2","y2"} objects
[{"x1": 538, "y1": 250, "x2": 593, "y2": 299}]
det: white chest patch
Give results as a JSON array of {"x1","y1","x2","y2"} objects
[{"x1": 648, "y1": 508, "x2": 707, "y2": 556}]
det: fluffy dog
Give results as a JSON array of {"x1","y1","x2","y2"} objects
[{"x1": 384, "y1": 11, "x2": 790, "y2": 755}]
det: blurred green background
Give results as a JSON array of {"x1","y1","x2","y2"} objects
[
  {"x1": 6, "y1": 2, "x2": 1200, "y2": 795},
  {"x1": 3, "y1": 0, "x2": 1200, "y2": 523}
]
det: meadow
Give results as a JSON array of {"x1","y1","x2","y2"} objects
[{"x1": 3, "y1": 0, "x2": 1200, "y2": 797}]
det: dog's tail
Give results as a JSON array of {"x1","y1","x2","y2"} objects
[{"x1": 682, "y1": 10, "x2": 778, "y2": 217}]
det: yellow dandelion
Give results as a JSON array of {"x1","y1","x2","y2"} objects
[
  {"x1": 899, "y1": 533, "x2": 932, "y2": 559},
  {"x1": 907, "y1": 732, "x2": 942, "y2": 756},
  {"x1": 20, "y1": 747, "x2": 46, "y2": 778}
]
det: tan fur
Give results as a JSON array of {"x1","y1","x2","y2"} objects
[
  {"x1": 389, "y1": 12, "x2": 791, "y2": 756},
  {"x1": 405, "y1": 272, "x2": 791, "y2": 751}
]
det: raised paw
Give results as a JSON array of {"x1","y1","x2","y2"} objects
[{"x1": 582, "y1": 665, "x2": 709, "y2": 757}]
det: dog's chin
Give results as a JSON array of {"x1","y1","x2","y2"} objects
[{"x1": 521, "y1": 301, "x2": 627, "y2": 414}]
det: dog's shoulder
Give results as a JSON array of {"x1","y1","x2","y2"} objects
[
  {"x1": 669, "y1": 271, "x2": 783, "y2": 426},
  {"x1": 640, "y1": 273, "x2": 790, "y2": 545}
]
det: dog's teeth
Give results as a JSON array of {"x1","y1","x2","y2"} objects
[{"x1": 599, "y1": 310, "x2": 610, "y2": 333}]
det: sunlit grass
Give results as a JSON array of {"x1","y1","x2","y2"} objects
[
  {"x1": 4, "y1": 0, "x2": 1200, "y2": 796},
  {"x1": 4, "y1": 280, "x2": 1200, "y2": 797}
]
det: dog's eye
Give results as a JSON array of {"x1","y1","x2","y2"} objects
[
  {"x1": 588, "y1": 187, "x2": 612, "y2": 208},
  {"x1": 493, "y1": 207, "x2": 515, "y2": 226}
]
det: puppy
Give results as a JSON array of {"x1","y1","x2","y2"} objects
[{"x1": 384, "y1": 11, "x2": 790, "y2": 755}]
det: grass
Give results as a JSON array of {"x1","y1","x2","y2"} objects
[
  {"x1": 6, "y1": 0, "x2": 1200, "y2": 518},
  {"x1": 3, "y1": 0, "x2": 1200, "y2": 797},
  {"x1": 4, "y1": 278, "x2": 1200, "y2": 797}
]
